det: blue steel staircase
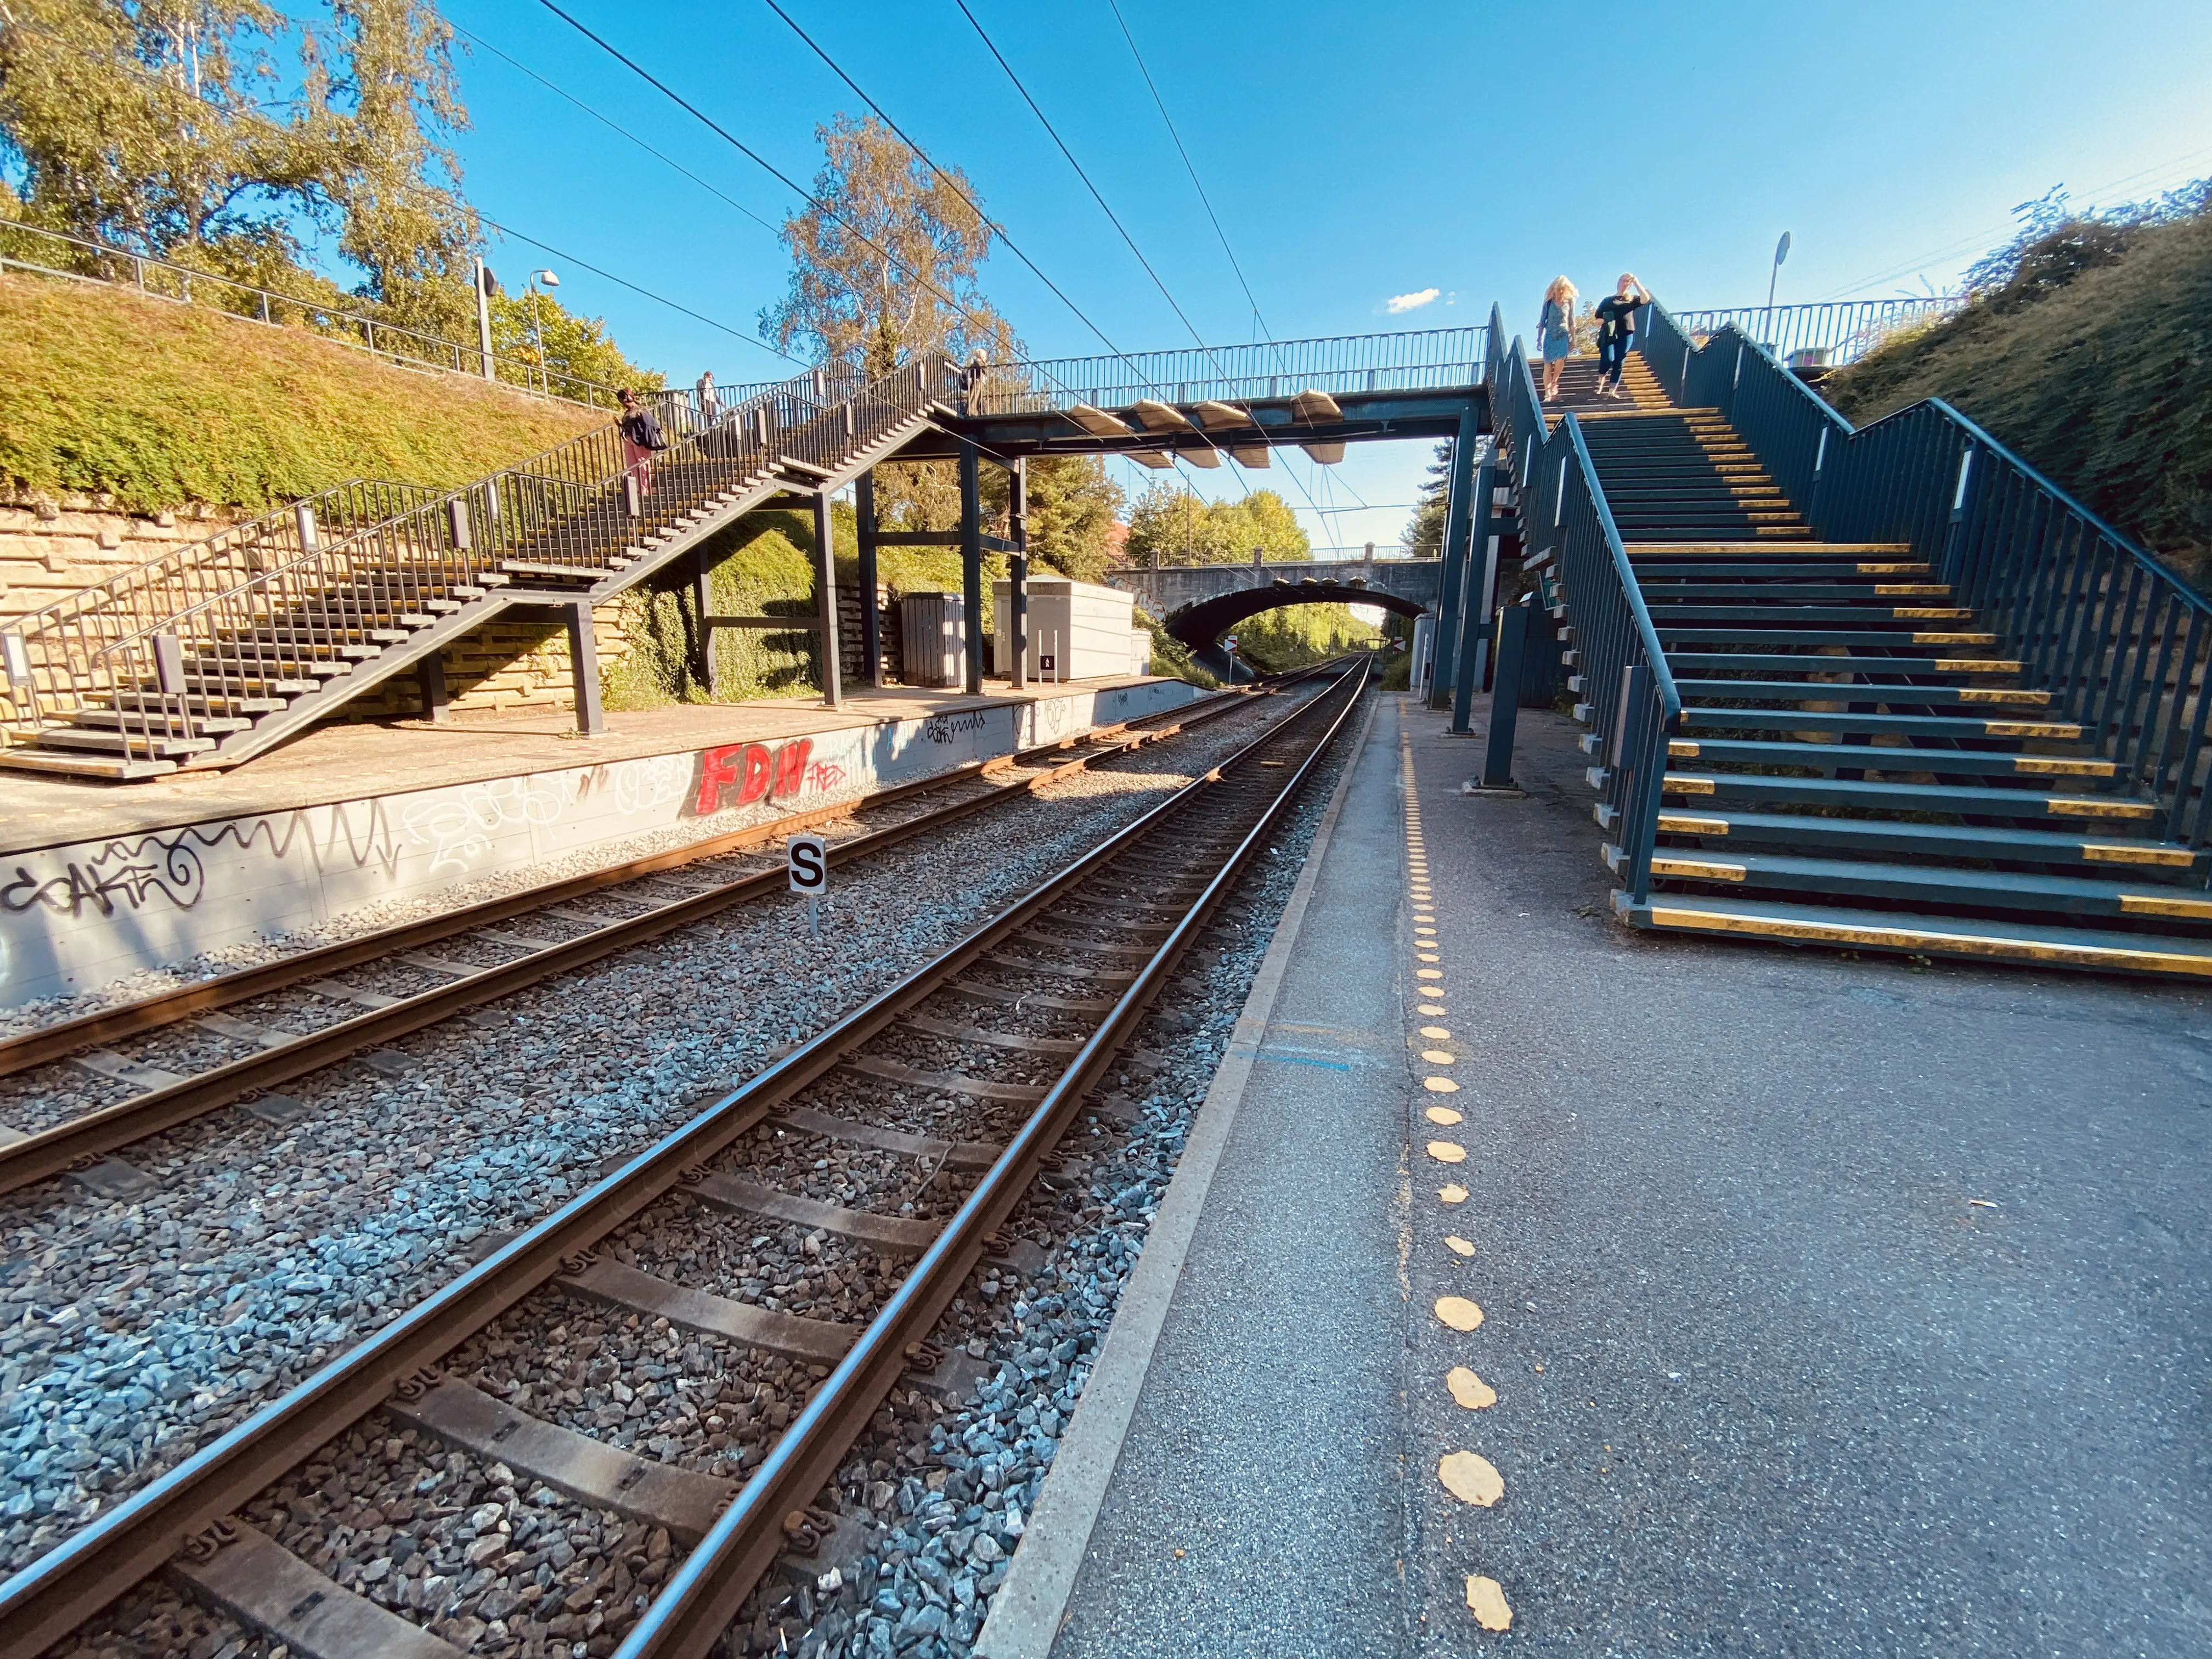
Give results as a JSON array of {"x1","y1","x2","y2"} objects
[{"x1": 1492, "y1": 307, "x2": 2212, "y2": 979}]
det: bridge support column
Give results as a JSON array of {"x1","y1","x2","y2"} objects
[
  {"x1": 814, "y1": 489, "x2": 844, "y2": 709},
  {"x1": 1009, "y1": 458, "x2": 1029, "y2": 692},
  {"x1": 694, "y1": 549, "x2": 719, "y2": 699},
  {"x1": 1429, "y1": 404, "x2": 1483, "y2": 708},
  {"x1": 1449, "y1": 450, "x2": 1500, "y2": 736},
  {"x1": 414, "y1": 652, "x2": 449, "y2": 725},
  {"x1": 855, "y1": 471, "x2": 883, "y2": 687},
  {"x1": 565, "y1": 600, "x2": 605, "y2": 737},
  {"x1": 959, "y1": 438, "x2": 984, "y2": 696}
]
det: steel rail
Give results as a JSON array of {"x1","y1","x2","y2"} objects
[
  {"x1": 619, "y1": 656, "x2": 1370, "y2": 1658},
  {"x1": 0, "y1": 680, "x2": 1305, "y2": 1198},
  {"x1": 0, "y1": 658, "x2": 1369, "y2": 1658},
  {"x1": 0, "y1": 686, "x2": 1265, "y2": 1079}
]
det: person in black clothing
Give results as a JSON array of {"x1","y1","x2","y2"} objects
[
  {"x1": 1593, "y1": 272, "x2": 1650, "y2": 398},
  {"x1": 618, "y1": 389, "x2": 669, "y2": 494}
]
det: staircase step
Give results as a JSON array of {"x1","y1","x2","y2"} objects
[
  {"x1": 1609, "y1": 844, "x2": 2212, "y2": 921},
  {"x1": 1651, "y1": 809, "x2": 2204, "y2": 871},
  {"x1": 72, "y1": 709, "x2": 252, "y2": 735},
  {"x1": 1652, "y1": 605, "x2": 1973, "y2": 624},
  {"x1": 501, "y1": 560, "x2": 614, "y2": 582},
  {"x1": 1673, "y1": 678, "x2": 2052, "y2": 707},
  {"x1": 1675, "y1": 704, "x2": 2080, "y2": 741},
  {"x1": 0, "y1": 743, "x2": 179, "y2": 779},
  {"x1": 1645, "y1": 582, "x2": 1953, "y2": 601},
  {"x1": 1638, "y1": 562, "x2": 1927, "y2": 580},
  {"x1": 1611, "y1": 892, "x2": 2212, "y2": 978},
  {"x1": 1668, "y1": 652, "x2": 2022, "y2": 675},
  {"x1": 1666, "y1": 736, "x2": 2117, "y2": 780},
  {"x1": 34, "y1": 728, "x2": 218, "y2": 758},
  {"x1": 1661, "y1": 627, "x2": 1999, "y2": 647},
  {"x1": 1664, "y1": 769, "x2": 2150, "y2": 818}
]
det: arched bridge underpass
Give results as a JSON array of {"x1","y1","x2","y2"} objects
[{"x1": 1113, "y1": 562, "x2": 1435, "y2": 678}]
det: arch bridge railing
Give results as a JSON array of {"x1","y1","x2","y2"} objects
[{"x1": 1639, "y1": 300, "x2": 2212, "y2": 853}]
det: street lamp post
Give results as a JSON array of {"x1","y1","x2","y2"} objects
[
  {"x1": 1765, "y1": 232, "x2": 1792, "y2": 352},
  {"x1": 526, "y1": 268, "x2": 559, "y2": 396}
]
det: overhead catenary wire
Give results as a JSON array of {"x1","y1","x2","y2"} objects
[{"x1": 475, "y1": 215, "x2": 804, "y2": 364}]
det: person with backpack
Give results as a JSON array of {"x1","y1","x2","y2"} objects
[
  {"x1": 1594, "y1": 273, "x2": 1650, "y2": 399},
  {"x1": 1536, "y1": 276, "x2": 1577, "y2": 403},
  {"x1": 618, "y1": 389, "x2": 669, "y2": 493}
]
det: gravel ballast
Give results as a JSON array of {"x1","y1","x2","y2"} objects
[{"x1": 0, "y1": 686, "x2": 1334, "y2": 1580}]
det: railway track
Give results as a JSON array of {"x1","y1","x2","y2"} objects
[
  {"x1": 1, "y1": 657, "x2": 1370, "y2": 1659},
  {"x1": 0, "y1": 674, "x2": 1324, "y2": 1200}
]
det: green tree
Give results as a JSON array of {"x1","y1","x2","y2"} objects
[
  {"x1": 1402, "y1": 440, "x2": 1450, "y2": 557},
  {"x1": 490, "y1": 288, "x2": 660, "y2": 396},
  {"x1": 1, "y1": 0, "x2": 477, "y2": 328},
  {"x1": 761, "y1": 112, "x2": 1012, "y2": 376},
  {"x1": 1023, "y1": 454, "x2": 1124, "y2": 582},
  {"x1": 1124, "y1": 482, "x2": 1309, "y2": 566}
]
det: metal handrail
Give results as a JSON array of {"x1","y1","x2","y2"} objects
[
  {"x1": 1655, "y1": 315, "x2": 2212, "y2": 850},
  {"x1": 0, "y1": 218, "x2": 623, "y2": 408},
  {"x1": 971, "y1": 325, "x2": 1491, "y2": 415},
  {"x1": 0, "y1": 355, "x2": 958, "y2": 758},
  {"x1": 1483, "y1": 302, "x2": 1678, "y2": 898},
  {"x1": 1668, "y1": 295, "x2": 1965, "y2": 366}
]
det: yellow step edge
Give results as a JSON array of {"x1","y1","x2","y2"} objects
[
  {"x1": 1933, "y1": 658, "x2": 2024, "y2": 673},
  {"x1": 2011, "y1": 756, "x2": 2116, "y2": 776},
  {"x1": 1657, "y1": 814, "x2": 1730, "y2": 834},
  {"x1": 1954, "y1": 688, "x2": 2052, "y2": 704},
  {"x1": 2119, "y1": 892, "x2": 2212, "y2": 917},
  {"x1": 1983, "y1": 720, "x2": 2083, "y2": 737},
  {"x1": 1638, "y1": 905, "x2": 2212, "y2": 977},
  {"x1": 1892, "y1": 606, "x2": 1974, "y2": 619},
  {"x1": 1872, "y1": 584, "x2": 1952, "y2": 596},
  {"x1": 1649, "y1": 855, "x2": 1748, "y2": 881},
  {"x1": 1858, "y1": 563, "x2": 1932, "y2": 574},
  {"x1": 2085, "y1": 844, "x2": 2197, "y2": 868},
  {"x1": 2044, "y1": 797, "x2": 2155, "y2": 819},
  {"x1": 1911, "y1": 631, "x2": 1998, "y2": 645},
  {"x1": 1664, "y1": 772, "x2": 1718, "y2": 794}
]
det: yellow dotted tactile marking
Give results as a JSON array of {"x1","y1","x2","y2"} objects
[{"x1": 1403, "y1": 708, "x2": 1517, "y2": 1630}]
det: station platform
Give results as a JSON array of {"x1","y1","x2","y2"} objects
[
  {"x1": 982, "y1": 691, "x2": 2212, "y2": 1656},
  {"x1": 0, "y1": 675, "x2": 1198, "y2": 1008}
]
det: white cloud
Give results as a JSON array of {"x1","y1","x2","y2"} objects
[{"x1": 1386, "y1": 287, "x2": 1440, "y2": 314}]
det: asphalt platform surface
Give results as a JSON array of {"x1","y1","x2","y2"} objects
[{"x1": 1047, "y1": 692, "x2": 2212, "y2": 1657}]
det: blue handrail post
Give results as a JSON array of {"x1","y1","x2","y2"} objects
[
  {"x1": 1429, "y1": 400, "x2": 1483, "y2": 709},
  {"x1": 1609, "y1": 663, "x2": 1659, "y2": 902},
  {"x1": 1479, "y1": 600, "x2": 1529, "y2": 788},
  {"x1": 1449, "y1": 448, "x2": 1500, "y2": 735}
]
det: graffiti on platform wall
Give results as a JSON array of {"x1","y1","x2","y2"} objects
[
  {"x1": 0, "y1": 808, "x2": 402, "y2": 922},
  {"x1": 923, "y1": 710, "x2": 989, "y2": 745},
  {"x1": 399, "y1": 774, "x2": 576, "y2": 877},
  {"x1": 689, "y1": 737, "x2": 816, "y2": 817}
]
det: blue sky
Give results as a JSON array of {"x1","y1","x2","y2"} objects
[{"x1": 449, "y1": 0, "x2": 2212, "y2": 552}]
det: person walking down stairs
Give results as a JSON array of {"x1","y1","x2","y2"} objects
[
  {"x1": 1537, "y1": 276, "x2": 1578, "y2": 402},
  {"x1": 619, "y1": 389, "x2": 669, "y2": 494},
  {"x1": 1594, "y1": 273, "x2": 1650, "y2": 398}
]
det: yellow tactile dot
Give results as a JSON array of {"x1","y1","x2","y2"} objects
[
  {"x1": 1417, "y1": 968, "x2": 1444, "y2": 980},
  {"x1": 1444, "y1": 1235, "x2": 1475, "y2": 1257},
  {"x1": 1466, "y1": 1575, "x2": 1513, "y2": 1631},
  {"x1": 1424, "y1": 1077, "x2": 1460, "y2": 1093},
  {"x1": 1424, "y1": 1105, "x2": 1462, "y2": 1125},
  {"x1": 1421, "y1": 1048, "x2": 1454, "y2": 1064},
  {"x1": 1438, "y1": 1451, "x2": 1504, "y2": 1506},
  {"x1": 1434, "y1": 1295, "x2": 1484, "y2": 1331},
  {"x1": 1417, "y1": 952, "x2": 1440, "y2": 962},
  {"x1": 1438, "y1": 1183, "x2": 1468, "y2": 1203},
  {"x1": 1418, "y1": 1003, "x2": 1447, "y2": 1016},
  {"x1": 1426, "y1": 1139, "x2": 1466, "y2": 1164},
  {"x1": 1447, "y1": 1367, "x2": 1497, "y2": 1409},
  {"x1": 1421, "y1": 1025, "x2": 1451, "y2": 1039}
]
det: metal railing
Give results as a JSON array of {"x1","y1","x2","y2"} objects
[
  {"x1": 1646, "y1": 309, "x2": 2212, "y2": 851},
  {"x1": 970, "y1": 325, "x2": 1490, "y2": 415},
  {"x1": 0, "y1": 219, "x2": 625, "y2": 409},
  {"x1": 1666, "y1": 296, "x2": 1964, "y2": 368},
  {"x1": 0, "y1": 356, "x2": 959, "y2": 759},
  {"x1": 1484, "y1": 303, "x2": 1680, "y2": 899}
]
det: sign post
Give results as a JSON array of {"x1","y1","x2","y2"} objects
[{"x1": 787, "y1": 833, "x2": 827, "y2": 938}]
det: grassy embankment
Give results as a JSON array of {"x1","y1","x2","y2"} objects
[
  {"x1": 1824, "y1": 210, "x2": 2212, "y2": 580},
  {"x1": 0, "y1": 269, "x2": 602, "y2": 512}
]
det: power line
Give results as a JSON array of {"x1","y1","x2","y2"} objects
[
  {"x1": 532, "y1": 0, "x2": 1029, "y2": 367},
  {"x1": 476, "y1": 215, "x2": 799, "y2": 362},
  {"x1": 1103, "y1": 0, "x2": 1271, "y2": 342},
  {"x1": 454, "y1": 24, "x2": 784, "y2": 245}
]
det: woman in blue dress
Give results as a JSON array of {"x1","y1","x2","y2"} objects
[{"x1": 1537, "y1": 276, "x2": 1577, "y2": 402}]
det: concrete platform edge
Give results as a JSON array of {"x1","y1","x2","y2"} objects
[{"x1": 972, "y1": 689, "x2": 1381, "y2": 1659}]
